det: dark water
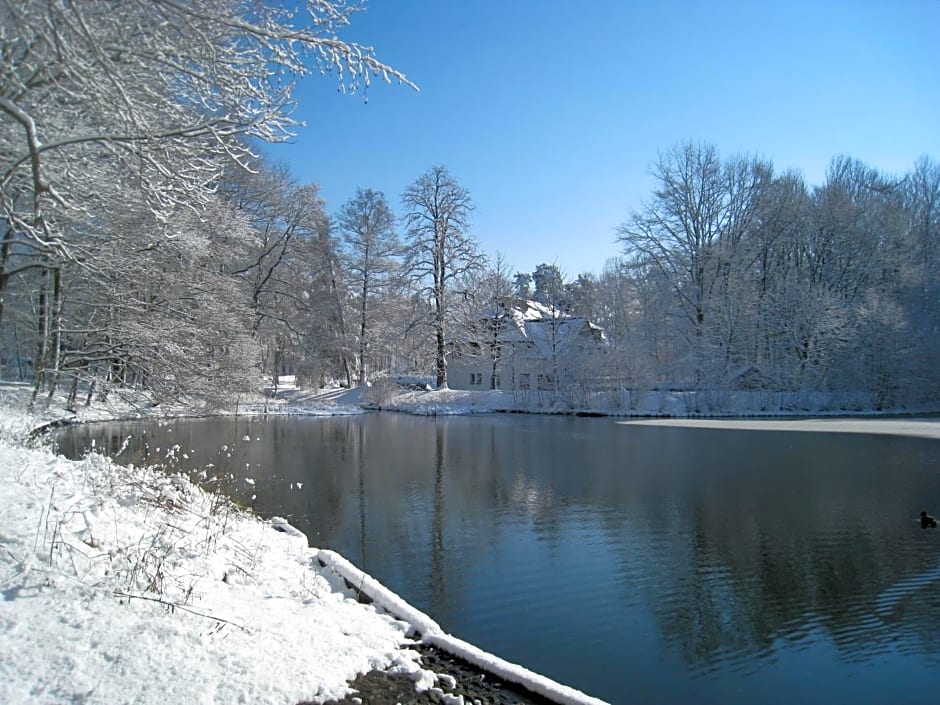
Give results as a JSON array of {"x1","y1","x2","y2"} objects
[{"x1": 57, "y1": 414, "x2": 940, "y2": 705}]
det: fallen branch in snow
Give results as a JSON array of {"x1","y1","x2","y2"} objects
[{"x1": 112, "y1": 591, "x2": 247, "y2": 632}]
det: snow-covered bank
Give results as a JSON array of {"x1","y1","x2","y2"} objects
[
  {"x1": 0, "y1": 382, "x2": 362, "y2": 442},
  {"x1": 0, "y1": 416, "x2": 422, "y2": 704},
  {"x1": 357, "y1": 384, "x2": 940, "y2": 420},
  {"x1": 0, "y1": 384, "x2": 611, "y2": 705}
]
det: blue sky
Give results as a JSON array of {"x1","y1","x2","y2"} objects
[{"x1": 265, "y1": 0, "x2": 939, "y2": 278}]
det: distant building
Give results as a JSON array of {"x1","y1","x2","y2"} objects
[{"x1": 448, "y1": 297, "x2": 606, "y2": 392}]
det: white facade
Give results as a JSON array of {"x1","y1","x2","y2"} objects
[{"x1": 448, "y1": 298, "x2": 606, "y2": 392}]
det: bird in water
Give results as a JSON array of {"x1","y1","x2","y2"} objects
[{"x1": 921, "y1": 511, "x2": 937, "y2": 528}]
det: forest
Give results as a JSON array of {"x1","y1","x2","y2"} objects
[{"x1": 2, "y1": 1, "x2": 938, "y2": 413}]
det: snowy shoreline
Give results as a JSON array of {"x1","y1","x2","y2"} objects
[
  {"x1": 0, "y1": 407, "x2": 420, "y2": 704},
  {"x1": 20, "y1": 379, "x2": 940, "y2": 433}
]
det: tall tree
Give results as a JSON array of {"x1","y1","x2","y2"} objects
[
  {"x1": 222, "y1": 161, "x2": 329, "y2": 389},
  {"x1": 617, "y1": 142, "x2": 770, "y2": 385},
  {"x1": 741, "y1": 170, "x2": 812, "y2": 386},
  {"x1": 300, "y1": 219, "x2": 355, "y2": 387},
  {"x1": 900, "y1": 157, "x2": 940, "y2": 403},
  {"x1": 338, "y1": 188, "x2": 403, "y2": 385},
  {"x1": 532, "y1": 263, "x2": 570, "y2": 398},
  {"x1": 566, "y1": 273, "x2": 599, "y2": 319},
  {"x1": 45, "y1": 195, "x2": 260, "y2": 407},
  {"x1": 402, "y1": 166, "x2": 478, "y2": 388}
]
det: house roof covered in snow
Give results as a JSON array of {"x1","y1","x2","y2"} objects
[{"x1": 488, "y1": 297, "x2": 606, "y2": 353}]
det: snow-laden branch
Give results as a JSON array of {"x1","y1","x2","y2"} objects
[{"x1": 0, "y1": 0, "x2": 415, "y2": 262}]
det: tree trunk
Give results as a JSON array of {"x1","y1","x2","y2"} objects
[
  {"x1": 0, "y1": 227, "x2": 12, "y2": 327},
  {"x1": 29, "y1": 266, "x2": 51, "y2": 408},
  {"x1": 434, "y1": 233, "x2": 447, "y2": 388},
  {"x1": 490, "y1": 326, "x2": 500, "y2": 390},
  {"x1": 66, "y1": 372, "x2": 79, "y2": 412},
  {"x1": 46, "y1": 268, "x2": 64, "y2": 402},
  {"x1": 326, "y1": 251, "x2": 353, "y2": 388},
  {"x1": 434, "y1": 286, "x2": 446, "y2": 388},
  {"x1": 358, "y1": 277, "x2": 368, "y2": 386}
]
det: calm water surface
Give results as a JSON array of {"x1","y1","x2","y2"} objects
[{"x1": 57, "y1": 414, "x2": 940, "y2": 705}]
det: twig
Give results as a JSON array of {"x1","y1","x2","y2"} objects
[{"x1": 113, "y1": 591, "x2": 247, "y2": 631}]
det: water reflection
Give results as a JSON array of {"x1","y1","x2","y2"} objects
[{"x1": 57, "y1": 415, "x2": 940, "y2": 705}]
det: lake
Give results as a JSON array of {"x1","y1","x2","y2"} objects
[{"x1": 56, "y1": 413, "x2": 940, "y2": 705}]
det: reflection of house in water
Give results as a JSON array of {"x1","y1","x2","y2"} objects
[
  {"x1": 510, "y1": 474, "x2": 556, "y2": 515},
  {"x1": 448, "y1": 297, "x2": 606, "y2": 392}
]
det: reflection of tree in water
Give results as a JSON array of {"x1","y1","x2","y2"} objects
[
  {"x1": 429, "y1": 423, "x2": 446, "y2": 617},
  {"x1": 357, "y1": 422, "x2": 368, "y2": 569},
  {"x1": 622, "y1": 432, "x2": 940, "y2": 671},
  {"x1": 880, "y1": 574, "x2": 940, "y2": 662},
  {"x1": 63, "y1": 416, "x2": 940, "y2": 678}
]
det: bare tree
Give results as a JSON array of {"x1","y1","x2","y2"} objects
[
  {"x1": 44, "y1": 195, "x2": 261, "y2": 407},
  {"x1": 300, "y1": 219, "x2": 356, "y2": 387},
  {"x1": 402, "y1": 166, "x2": 478, "y2": 388},
  {"x1": 592, "y1": 257, "x2": 669, "y2": 404},
  {"x1": 900, "y1": 156, "x2": 940, "y2": 403},
  {"x1": 338, "y1": 188, "x2": 403, "y2": 386},
  {"x1": 480, "y1": 254, "x2": 515, "y2": 389},
  {"x1": 534, "y1": 263, "x2": 568, "y2": 400},
  {"x1": 617, "y1": 142, "x2": 770, "y2": 385},
  {"x1": 221, "y1": 161, "x2": 330, "y2": 390}
]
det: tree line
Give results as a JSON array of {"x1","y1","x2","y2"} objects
[
  {"x1": 2, "y1": 2, "x2": 937, "y2": 412},
  {"x1": 606, "y1": 144, "x2": 940, "y2": 411}
]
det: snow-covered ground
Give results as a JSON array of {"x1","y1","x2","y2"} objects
[
  {"x1": 0, "y1": 382, "x2": 609, "y2": 705},
  {"x1": 0, "y1": 388, "x2": 424, "y2": 705},
  {"x1": 315, "y1": 382, "x2": 939, "y2": 420}
]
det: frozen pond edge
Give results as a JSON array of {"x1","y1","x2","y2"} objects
[{"x1": 617, "y1": 417, "x2": 940, "y2": 440}]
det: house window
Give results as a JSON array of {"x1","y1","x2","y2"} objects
[
  {"x1": 470, "y1": 372, "x2": 483, "y2": 386},
  {"x1": 491, "y1": 374, "x2": 501, "y2": 390},
  {"x1": 518, "y1": 373, "x2": 530, "y2": 389}
]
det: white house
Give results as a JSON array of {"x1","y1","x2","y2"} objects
[{"x1": 448, "y1": 297, "x2": 606, "y2": 392}]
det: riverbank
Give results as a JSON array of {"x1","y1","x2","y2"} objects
[
  {"x1": 0, "y1": 390, "x2": 420, "y2": 704},
  {"x1": 358, "y1": 383, "x2": 940, "y2": 420}
]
